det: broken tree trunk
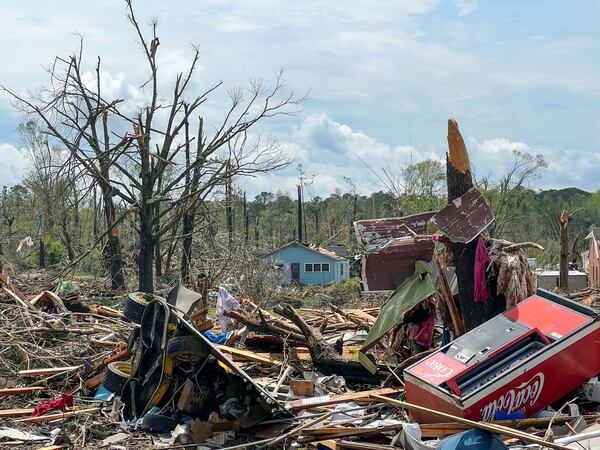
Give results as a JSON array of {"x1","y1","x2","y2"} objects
[
  {"x1": 224, "y1": 309, "x2": 305, "y2": 343},
  {"x1": 559, "y1": 210, "x2": 570, "y2": 291},
  {"x1": 278, "y1": 304, "x2": 379, "y2": 383},
  {"x1": 446, "y1": 119, "x2": 505, "y2": 331}
]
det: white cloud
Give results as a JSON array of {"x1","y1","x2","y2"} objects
[
  {"x1": 0, "y1": 143, "x2": 30, "y2": 187},
  {"x1": 469, "y1": 137, "x2": 600, "y2": 192},
  {"x1": 455, "y1": 1, "x2": 479, "y2": 17}
]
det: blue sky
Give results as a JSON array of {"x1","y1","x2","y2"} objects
[{"x1": 1, "y1": 0, "x2": 599, "y2": 199}]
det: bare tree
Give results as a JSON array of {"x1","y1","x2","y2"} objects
[
  {"x1": 1, "y1": 0, "x2": 300, "y2": 292},
  {"x1": 478, "y1": 150, "x2": 547, "y2": 238}
]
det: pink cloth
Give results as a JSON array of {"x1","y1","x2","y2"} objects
[
  {"x1": 409, "y1": 303, "x2": 436, "y2": 348},
  {"x1": 474, "y1": 237, "x2": 490, "y2": 303}
]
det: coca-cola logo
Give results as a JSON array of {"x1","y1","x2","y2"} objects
[
  {"x1": 480, "y1": 372, "x2": 545, "y2": 422},
  {"x1": 425, "y1": 359, "x2": 455, "y2": 378}
]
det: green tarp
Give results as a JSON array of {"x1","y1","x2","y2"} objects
[{"x1": 363, "y1": 260, "x2": 436, "y2": 349}]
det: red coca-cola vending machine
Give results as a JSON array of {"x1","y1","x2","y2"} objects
[{"x1": 404, "y1": 289, "x2": 600, "y2": 423}]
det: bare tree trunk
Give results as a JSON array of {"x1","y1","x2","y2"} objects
[
  {"x1": 371, "y1": 193, "x2": 376, "y2": 219},
  {"x1": 139, "y1": 205, "x2": 155, "y2": 293},
  {"x1": 446, "y1": 119, "x2": 504, "y2": 331},
  {"x1": 571, "y1": 229, "x2": 582, "y2": 266},
  {"x1": 180, "y1": 116, "x2": 203, "y2": 284},
  {"x1": 154, "y1": 173, "x2": 163, "y2": 278},
  {"x1": 559, "y1": 210, "x2": 570, "y2": 291},
  {"x1": 38, "y1": 239, "x2": 45, "y2": 269},
  {"x1": 255, "y1": 216, "x2": 259, "y2": 248},
  {"x1": 101, "y1": 185, "x2": 126, "y2": 290},
  {"x1": 226, "y1": 163, "x2": 233, "y2": 249}
]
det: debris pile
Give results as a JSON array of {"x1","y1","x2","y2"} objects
[{"x1": 3, "y1": 119, "x2": 600, "y2": 450}]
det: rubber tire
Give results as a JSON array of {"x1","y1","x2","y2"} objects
[
  {"x1": 127, "y1": 326, "x2": 141, "y2": 354},
  {"x1": 141, "y1": 414, "x2": 179, "y2": 433},
  {"x1": 103, "y1": 361, "x2": 132, "y2": 394},
  {"x1": 123, "y1": 292, "x2": 154, "y2": 324},
  {"x1": 166, "y1": 335, "x2": 208, "y2": 364}
]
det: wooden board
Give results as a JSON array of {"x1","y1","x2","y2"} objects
[
  {"x1": 286, "y1": 387, "x2": 401, "y2": 411},
  {"x1": 0, "y1": 386, "x2": 44, "y2": 398},
  {"x1": 0, "y1": 408, "x2": 35, "y2": 418},
  {"x1": 216, "y1": 345, "x2": 281, "y2": 366},
  {"x1": 17, "y1": 366, "x2": 82, "y2": 377},
  {"x1": 14, "y1": 407, "x2": 99, "y2": 423}
]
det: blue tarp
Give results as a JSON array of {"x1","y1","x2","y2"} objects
[{"x1": 204, "y1": 330, "x2": 230, "y2": 344}]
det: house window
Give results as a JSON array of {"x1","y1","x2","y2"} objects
[{"x1": 305, "y1": 262, "x2": 330, "y2": 272}]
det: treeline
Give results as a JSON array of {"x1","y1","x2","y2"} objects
[{"x1": 2, "y1": 171, "x2": 599, "y2": 277}]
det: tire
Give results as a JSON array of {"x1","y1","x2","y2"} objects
[
  {"x1": 127, "y1": 326, "x2": 141, "y2": 354},
  {"x1": 103, "y1": 361, "x2": 132, "y2": 394},
  {"x1": 123, "y1": 292, "x2": 155, "y2": 324},
  {"x1": 141, "y1": 414, "x2": 179, "y2": 433},
  {"x1": 166, "y1": 335, "x2": 208, "y2": 364}
]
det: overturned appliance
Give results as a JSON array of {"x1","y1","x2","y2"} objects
[{"x1": 404, "y1": 289, "x2": 600, "y2": 423}]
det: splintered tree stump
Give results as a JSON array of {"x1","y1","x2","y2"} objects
[{"x1": 446, "y1": 119, "x2": 505, "y2": 331}]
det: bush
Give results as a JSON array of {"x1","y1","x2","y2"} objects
[{"x1": 44, "y1": 237, "x2": 66, "y2": 265}]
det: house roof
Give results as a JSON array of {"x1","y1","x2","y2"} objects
[
  {"x1": 265, "y1": 241, "x2": 347, "y2": 261},
  {"x1": 585, "y1": 228, "x2": 600, "y2": 241}
]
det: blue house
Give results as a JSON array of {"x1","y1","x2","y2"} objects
[{"x1": 266, "y1": 242, "x2": 350, "y2": 285}]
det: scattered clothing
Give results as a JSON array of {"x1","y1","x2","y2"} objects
[
  {"x1": 409, "y1": 301, "x2": 436, "y2": 348},
  {"x1": 474, "y1": 237, "x2": 490, "y2": 303},
  {"x1": 32, "y1": 393, "x2": 73, "y2": 416},
  {"x1": 215, "y1": 286, "x2": 240, "y2": 331}
]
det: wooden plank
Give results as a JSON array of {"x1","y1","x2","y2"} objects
[
  {"x1": 348, "y1": 310, "x2": 377, "y2": 323},
  {"x1": 17, "y1": 366, "x2": 82, "y2": 377},
  {"x1": 0, "y1": 408, "x2": 35, "y2": 418},
  {"x1": 216, "y1": 345, "x2": 281, "y2": 366},
  {"x1": 83, "y1": 372, "x2": 105, "y2": 390},
  {"x1": 336, "y1": 442, "x2": 395, "y2": 450},
  {"x1": 0, "y1": 386, "x2": 44, "y2": 398},
  {"x1": 14, "y1": 407, "x2": 100, "y2": 423},
  {"x1": 372, "y1": 394, "x2": 572, "y2": 450},
  {"x1": 287, "y1": 387, "x2": 401, "y2": 412},
  {"x1": 419, "y1": 414, "x2": 600, "y2": 437}
]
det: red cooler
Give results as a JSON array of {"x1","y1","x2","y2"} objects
[{"x1": 404, "y1": 289, "x2": 600, "y2": 422}]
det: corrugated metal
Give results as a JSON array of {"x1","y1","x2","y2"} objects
[
  {"x1": 431, "y1": 187, "x2": 493, "y2": 244},
  {"x1": 354, "y1": 212, "x2": 436, "y2": 251},
  {"x1": 354, "y1": 213, "x2": 436, "y2": 292}
]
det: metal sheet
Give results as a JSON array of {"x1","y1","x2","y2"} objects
[
  {"x1": 354, "y1": 213, "x2": 436, "y2": 292},
  {"x1": 362, "y1": 240, "x2": 434, "y2": 291},
  {"x1": 432, "y1": 188, "x2": 494, "y2": 243},
  {"x1": 354, "y1": 212, "x2": 436, "y2": 251}
]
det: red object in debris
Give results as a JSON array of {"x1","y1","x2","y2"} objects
[
  {"x1": 354, "y1": 212, "x2": 436, "y2": 291},
  {"x1": 32, "y1": 393, "x2": 73, "y2": 416},
  {"x1": 404, "y1": 290, "x2": 600, "y2": 423}
]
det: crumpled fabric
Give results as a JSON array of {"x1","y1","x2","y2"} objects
[
  {"x1": 409, "y1": 301, "x2": 436, "y2": 348},
  {"x1": 215, "y1": 286, "x2": 240, "y2": 330},
  {"x1": 474, "y1": 237, "x2": 490, "y2": 303},
  {"x1": 32, "y1": 393, "x2": 73, "y2": 416}
]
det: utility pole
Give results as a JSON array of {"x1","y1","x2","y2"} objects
[
  {"x1": 297, "y1": 184, "x2": 303, "y2": 243},
  {"x1": 243, "y1": 192, "x2": 249, "y2": 243}
]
